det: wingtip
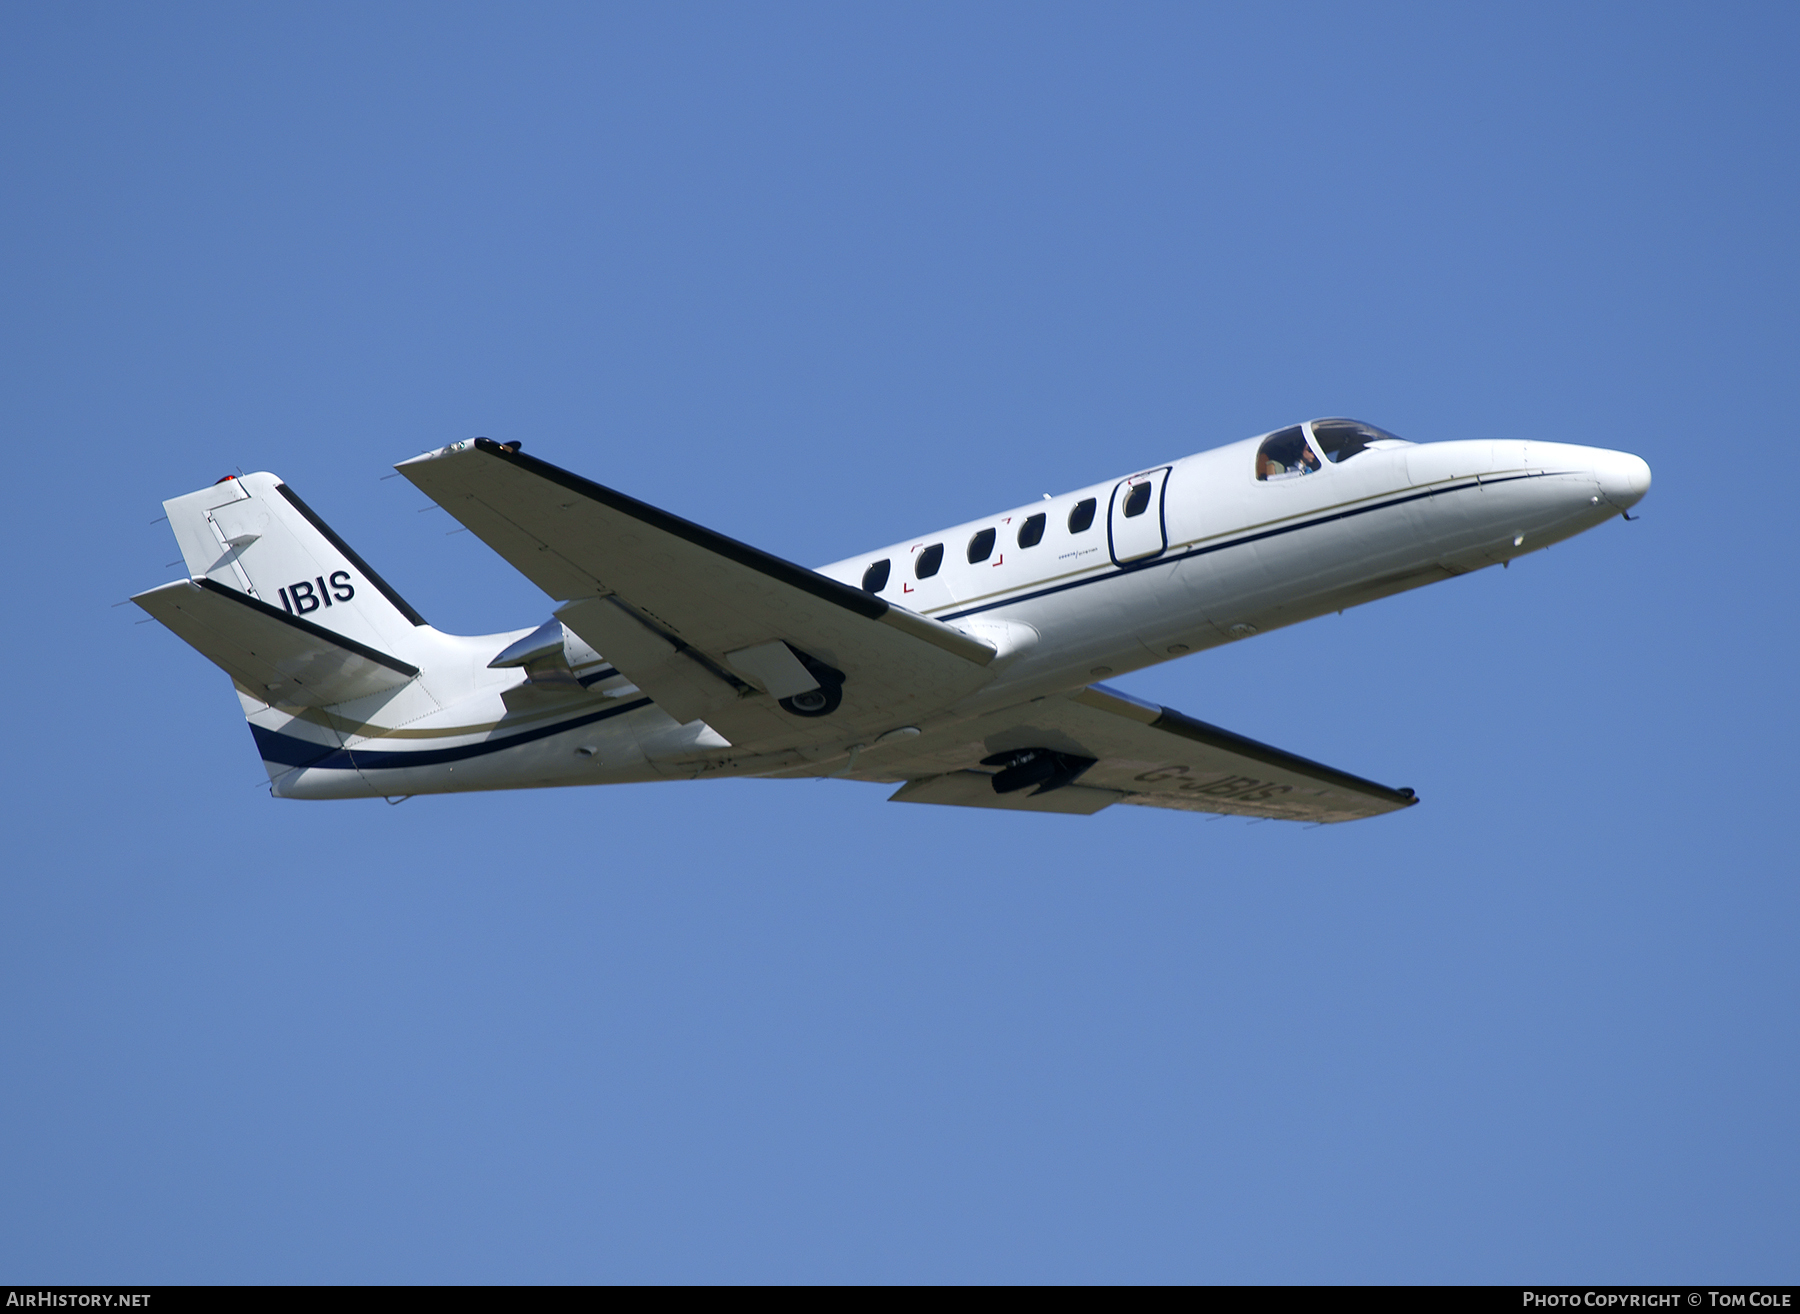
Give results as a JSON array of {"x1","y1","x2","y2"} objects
[{"x1": 395, "y1": 437, "x2": 520, "y2": 473}]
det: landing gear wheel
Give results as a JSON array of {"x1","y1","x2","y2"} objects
[
  {"x1": 780, "y1": 683, "x2": 842, "y2": 717},
  {"x1": 777, "y1": 650, "x2": 846, "y2": 717}
]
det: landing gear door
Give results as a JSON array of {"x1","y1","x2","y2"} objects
[{"x1": 1108, "y1": 467, "x2": 1170, "y2": 565}]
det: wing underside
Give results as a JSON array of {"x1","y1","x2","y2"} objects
[
  {"x1": 875, "y1": 685, "x2": 1417, "y2": 823},
  {"x1": 398, "y1": 439, "x2": 995, "y2": 749}
]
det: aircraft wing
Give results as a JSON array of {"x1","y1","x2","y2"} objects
[
  {"x1": 879, "y1": 684, "x2": 1418, "y2": 823},
  {"x1": 398, "y1": 439, "x2": 996, "y2": 745}
]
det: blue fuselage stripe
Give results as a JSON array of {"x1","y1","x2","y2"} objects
[{"x1": 253, "y1": 697, "x2": 655, "y2": 772}]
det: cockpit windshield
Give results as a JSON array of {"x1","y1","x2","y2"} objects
[
  {"x1": 1255, "y1": 426, "x2": 1319, "y2": 481},
  {"x1": 1307, "y1": 417, "x2": 1408, "y2": 464}
]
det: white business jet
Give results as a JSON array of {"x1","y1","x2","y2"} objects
[{"x1": 135, "y1": 420, "x2": 1649, "y2": 822}]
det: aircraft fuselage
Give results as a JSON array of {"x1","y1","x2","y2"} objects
[
  {"x1": 819, "y1": 434, "x2": 1650, "y2": 706},
  {"x1": 243, "y1": 426, "x2": 1647, "y2": 802}
]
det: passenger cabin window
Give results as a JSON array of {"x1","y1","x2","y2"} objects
[
  {"x1": 862, "y1": 559, "x2": 891, "y2": 593},
  {"x1": 1122, "y1": 482, "x2": 1153, "y2": 517},
  {"x1": 1309, "y1": 417, "x2": 1406, "y2": 464},
  {"x1": 915, "y1": 543, "x2": 945, "y2": 578},
  {"x1": 967, "y1": 528, "x2": 997, "y2": 563},
  {"x1": 1256, "y1": 426, "x2": 1320, "y2": 481},
  {"x1": 1068, "y1": 498, "x2": 1097, "y2": 533},
  {"x1": 1018, "y1": 513, "x2": 1046, "y2": 548}
]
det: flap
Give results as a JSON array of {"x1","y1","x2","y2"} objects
[
  {"x1": 398, "y1": 439, "x2": 997, "y2": 743},
  {"x1": 554, "y1": 594, "x2": 742, "y2": 727},
  {"x1": 134, "y1": 578, "x2": 418, "y2": 707},
  {"x1": 877, "y1": 684, "x2": 1418, "y2": 824},
  {"x1": 724, "y1": 640, "x2": 820, "y2": 699}
]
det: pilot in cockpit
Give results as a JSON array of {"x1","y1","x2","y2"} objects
[{"x1": 1256, "y1": 426, "x2": 1321, "y2": 481}]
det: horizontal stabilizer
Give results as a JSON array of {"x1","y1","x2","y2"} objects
[{"x1": 134, "y1": 577, "x2": 418, "y2": 707}]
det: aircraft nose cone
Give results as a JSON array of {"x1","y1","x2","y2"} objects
[{"x1": 1595, "y1": 449, "x2": 1652, "y2": 510}]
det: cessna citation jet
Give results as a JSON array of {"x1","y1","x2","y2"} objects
[{"x1": 134, "y1": 420, "x2": 1650, "y2": 822}]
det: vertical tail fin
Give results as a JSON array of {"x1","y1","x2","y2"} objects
[{"x1": 162, "y1": 473, "x2": 430, "y2": 660}]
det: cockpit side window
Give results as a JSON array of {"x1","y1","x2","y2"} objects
[
  {"x1": 1309, "y1": 417, "x2": 1406, "y2": 464},
  {"x1": 1255, "y1": 426, "x2": 1320, "y2": 481}
]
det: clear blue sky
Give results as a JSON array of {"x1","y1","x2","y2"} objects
[{"x1": 2, "y1": 2, "x2": 1794, "y2": 1283}]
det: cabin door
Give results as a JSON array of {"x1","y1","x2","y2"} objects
[{"x1": 1108, "y1": 467, "x2": 1170, "y2": 565}]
